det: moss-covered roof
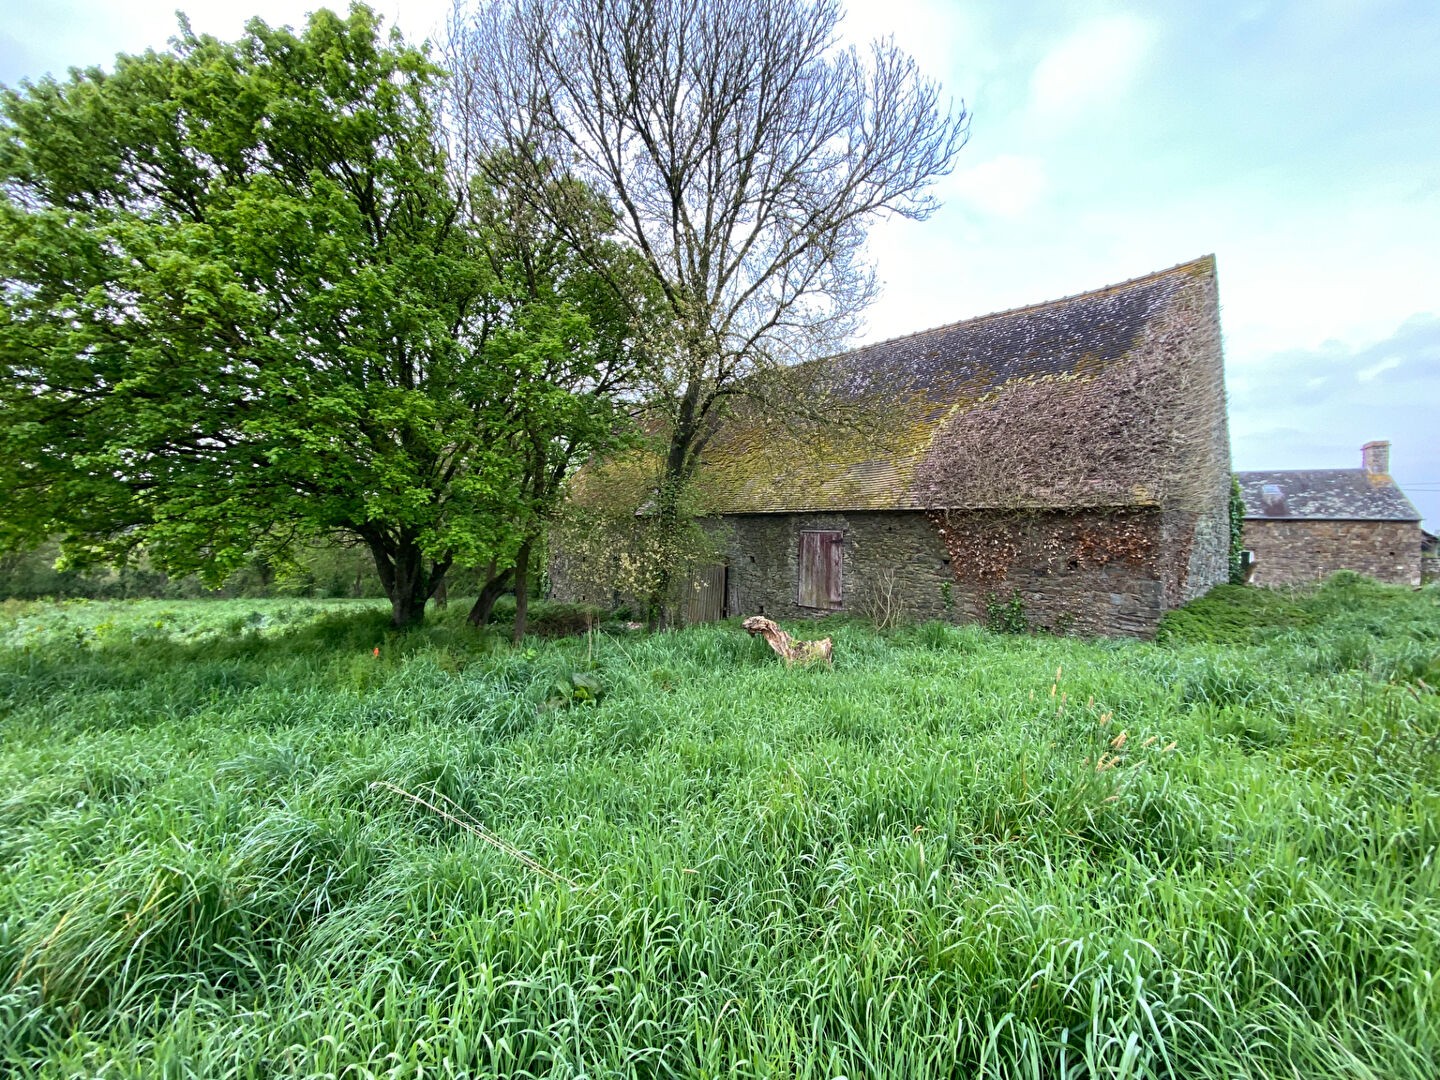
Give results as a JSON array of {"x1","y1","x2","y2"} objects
[{"x1": 699, "y1": 255, "x2": 1218, "y2": 514}]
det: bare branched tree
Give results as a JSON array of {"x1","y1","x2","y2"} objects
[
  {"x1": 445, "y1": 0, "x2": 966, "y2": 615},
  {"x1": 447, "y1": 0, "x2": 965, "y2": 456}
]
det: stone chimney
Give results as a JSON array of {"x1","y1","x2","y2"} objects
[{"x1": 1362, "y1": 440, "x2": 1390, "y2": 475}]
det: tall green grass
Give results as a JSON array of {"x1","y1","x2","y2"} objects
[{"x1": 0, "y1": 579, "x2": 1437, "y2": 1077}]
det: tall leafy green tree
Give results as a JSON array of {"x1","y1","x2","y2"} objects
[
  {"x1": 461, "y1": 166, "x2": 657, "y2": 637},
  {"x1": 0, "y1": 6, "x2": 634, "y2": 628}
]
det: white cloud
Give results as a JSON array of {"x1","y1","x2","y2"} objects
[
  {"x1": 1028, "y1": 15, "x2": 1155, "y2": 122},
  {"x1": 947, "y1": 155, "x2": 1047, "y2": 218},
  {"x1": 1356, "y1": 355, "x2": 1402, "y2": 382}
]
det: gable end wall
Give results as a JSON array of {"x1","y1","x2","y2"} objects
[
  {"x1": 1242, "y1": 519, "x2": 1421, "y2": 586},
  {"x1": 1141, "y1": 261, "x2": 1232, "y2": 600}
]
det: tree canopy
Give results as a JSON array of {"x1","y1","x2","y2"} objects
[
  {"x1": 2, "y1": 0, "x2": 965, "y2": 629},
  {"x1": 0, "y1": 5, "x2": 645, "y2": 627}
]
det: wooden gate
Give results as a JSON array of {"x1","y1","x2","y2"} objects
[{"x1": 685, "y1": 563, "x2": 728, "y2": 624}]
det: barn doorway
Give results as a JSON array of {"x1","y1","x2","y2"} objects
[
  {"x1": 685, "y1": 563, "x2": 729, "y2": 624},
  {"x1": 798, "y1": 530, "x2": 844, "y2": 609}
]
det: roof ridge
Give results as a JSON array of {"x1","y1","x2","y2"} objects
[
  {"x1": 1236, "y1": 467, "x2": 1364, "y2": 475},
  {"x1": 849, "y1": 254, "x2": 1217, "y2": 355}
]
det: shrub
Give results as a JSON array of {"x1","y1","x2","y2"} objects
[
  {"x1": 1156, "y1": 584, "x2": 1314, "y2": 645},
  {"x1": 984, "y1": 589, "x2": 1028, "y2": 634}
]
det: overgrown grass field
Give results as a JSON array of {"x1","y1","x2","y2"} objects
[{"x1": 1, "y1": 577, "x2": 1437, "y2": 1077}]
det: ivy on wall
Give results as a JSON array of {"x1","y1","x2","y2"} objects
[
  {"x1": 548, "y1": 454, "x2": 722, "y2": 613},
  {"x1": 917, "y1": 266, "x2": 1227, "y2": 625},
  {"x1": 1229, "y1": 475, "x2": 1247, "y2": 585},
  {"x1": 928, "y1": 507, "x2": 1162, "y2": 594},
  {"x1": 912, "y1": 278, "x2": 1225, "y2": 517}
]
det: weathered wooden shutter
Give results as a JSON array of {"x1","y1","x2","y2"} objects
[
  {"x1": 685, "y1": 563, "x2": 728, "y2": 624},
  {"x1": 798, "y1": 531, "x2": 843, "y2": 609}
]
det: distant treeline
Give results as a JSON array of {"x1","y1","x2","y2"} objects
[{"x1": 0, "y1": 543, "x2": 501, "y2": 602}]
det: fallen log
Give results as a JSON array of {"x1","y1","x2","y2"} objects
[{"x1": 742, "y1": 615, "x2": 833, "y2": 668}]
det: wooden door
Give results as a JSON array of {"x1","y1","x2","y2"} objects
[
  {"x1": 798, "y1": 530, "x2": 843, "y2": 609},
  {"x1": 686, "y1": 563, "x2": 728, "y2": 624}
]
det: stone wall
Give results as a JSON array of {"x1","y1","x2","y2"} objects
[
  {"x1": 1158, "y1": 263, "x2": 1233, "y2": 603},
  {"x1": 1242, "y1": 519, "x2": 1421, "y2": 586},
  {"x1": 715, "y1": 511, "x2": 951, "y2": 624},
  {"x1": 715, "y1": 508, "x2": 1178, "y2": 637},
  {"x1": 1185, "y1": 500, "x2": 1231, "y2": 599},
  {"x1": 545, "y1": 547, "x2": 608, "y2": 608}
]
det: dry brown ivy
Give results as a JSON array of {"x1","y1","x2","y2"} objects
[{"x1": 917, "y1": 268, "x2": 1226, "y2": 615}]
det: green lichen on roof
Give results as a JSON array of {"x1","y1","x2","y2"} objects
[
  {"x1": 698, "y1": 395, "x2": 938, "y2": 512},
  {"x1": 698, "y1": 255, "x2": 1218, "y2": 514}
]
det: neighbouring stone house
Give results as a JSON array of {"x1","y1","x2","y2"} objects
[
  {"x1": 1237, "y1": 443, "x2": 1423, "y2": 586},
  {"x1": 553, "y1": 256, "x2": 1233, "y2": 636}
]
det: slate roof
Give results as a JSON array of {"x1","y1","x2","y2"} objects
[
  {"x1": 698, "y1": 255, "x2": 1217, "y2": 514},
  {"x1": 1237, "y1": 469, "x2": 1420, "y2": 522}
]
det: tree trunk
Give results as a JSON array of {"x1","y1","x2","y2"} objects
[
  {"x1": 389, "y1": 588, "x2": 427, "y2": 629},
  {"x1": 646, "y1": 377, "x2": 706, "y2": 628},
  {"x1": 433, "y1": 578, "x2": 448, "y2": 609},
  {"x1": 387, "y1": 553, "x2": 429, "y2": 628},
  {"x1": 512, "y1": 538, "x2": 534, "y2": 644},
  {"x1": 364, "y1": 531, "x2": 432, "y2": 630},
  {"x1": 646, "y1": 475, "x2": 687, "y2": 631},
  {"x1": 467, "y1": 560, "x2": 514, "y2": 626}
]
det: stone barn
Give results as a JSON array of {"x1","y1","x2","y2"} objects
[
  {"x1": 1237, "y1": 442, "x2": 1423, "y2": 586},
  {"x1": 554, "y1": 256, "x2": 1233, "y2": 636}
]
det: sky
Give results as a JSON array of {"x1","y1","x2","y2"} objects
[{"x1": 3, "y1": 0, "x2": 1438, "y2": 526}]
